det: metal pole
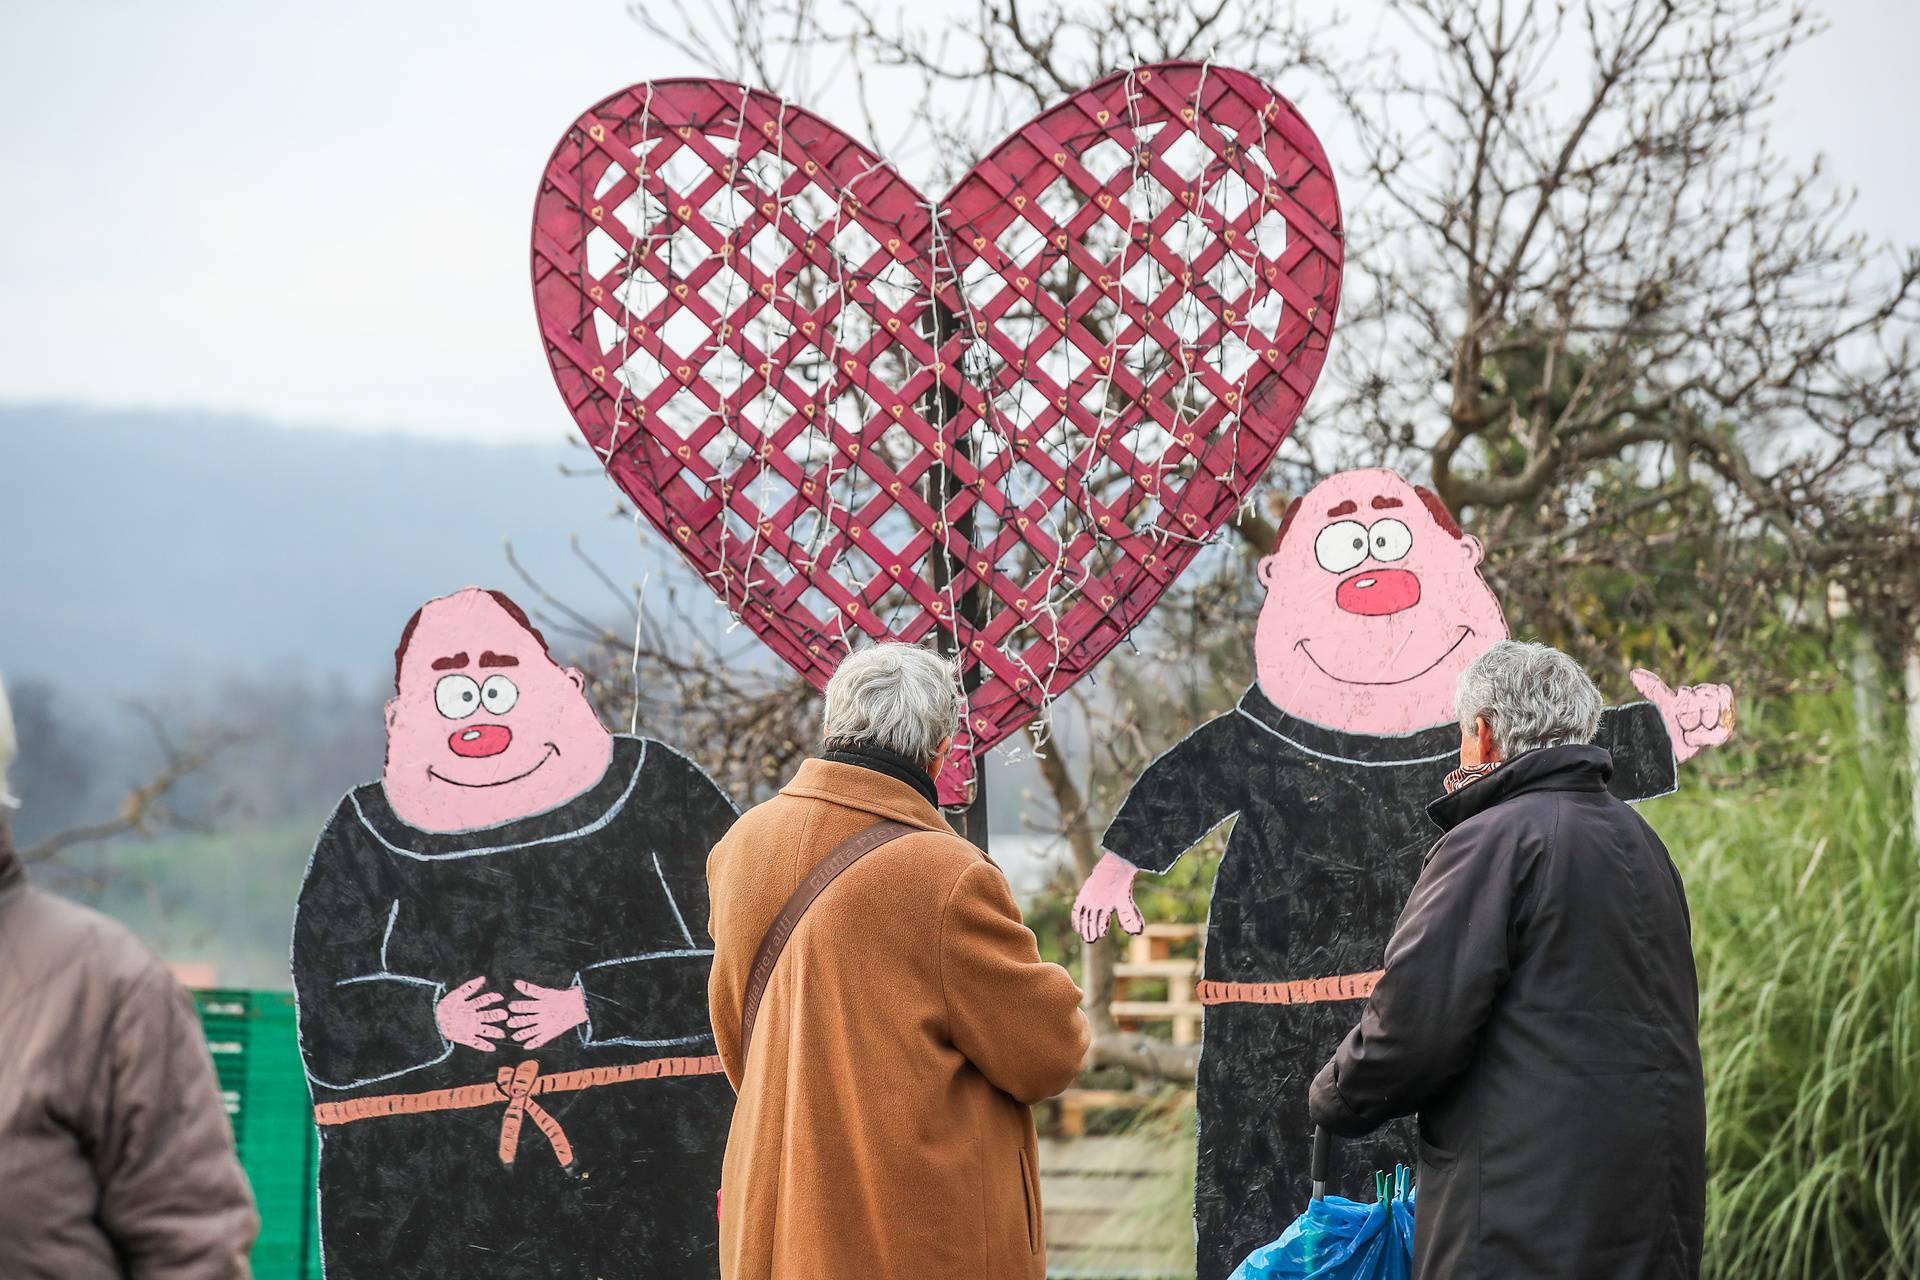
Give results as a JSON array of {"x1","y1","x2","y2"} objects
[
  {"x1": 924, "y1": 301, "x2": 989, "y2": 852},
  {"x1": 953, "y1": 718, "x2": 990, "y2": 850}
]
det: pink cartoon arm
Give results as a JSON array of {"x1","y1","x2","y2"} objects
[
  {"x1": 1073, "y1": 851, "x2": 1147, "y2": 943},
  {"x1": 1630, "y1": 669, "x2": 1736, "y2": 765}
]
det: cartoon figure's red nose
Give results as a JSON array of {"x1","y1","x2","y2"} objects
[
  {"x1": 448, "y1": 724, "x2": 513, "y2": 758},
  {"x1": 1336, "y1": 568, "x2": 1422, "y2": 616}
]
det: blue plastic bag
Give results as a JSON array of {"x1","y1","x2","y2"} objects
[{"x1": 1228, "y1": 1192, "x2": 1416, "y2": 1280}]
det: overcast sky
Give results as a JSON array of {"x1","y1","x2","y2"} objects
[{"x1": 2, "y1": 0, "x2": 1914, "y2": 444}]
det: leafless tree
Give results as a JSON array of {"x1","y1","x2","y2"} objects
[
  {"x1": 632, "y1": 0, "x2": 1320, "y2": 186},
  {"x1": 507, "y1": 536, "x2": 820, "y2": 805},
  {"x1": 1327, "y1": 0, "x2": 1920, "y2": 680},
  {"x1": 611, "y1": 0, "x2": 1920, "y2": 1079},
  {"x1": 1320, "y1": 0, "x2": 1920, "y2": 825}
]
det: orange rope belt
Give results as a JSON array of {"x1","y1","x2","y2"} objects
[
  {"x1": 1196, "y1": 971, "x2": 1383, "y2": 1006},
  {"x1": 312, "y1": 1054, "x2": 724, "y2": 1168}
]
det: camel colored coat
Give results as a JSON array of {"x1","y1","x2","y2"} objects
[{"x1": 707, "y1": 759, "x2": 1091, "y2": 1280}]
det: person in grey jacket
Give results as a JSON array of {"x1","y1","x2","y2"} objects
[
  {"x1": 1309, "y1": 641, "x2": 1708, "y2": 1279},
  {"x1": 0, "y1": 677, "x2": 257, "y2": 1278}
]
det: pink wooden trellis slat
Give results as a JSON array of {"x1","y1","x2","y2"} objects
[{"x1": 530, "y1": 62, "x2": 1343, "y2": 803}]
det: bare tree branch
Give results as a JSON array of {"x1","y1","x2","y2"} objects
[{"x1": 21, "y1": 706, "x2": 243, "y2": 865}]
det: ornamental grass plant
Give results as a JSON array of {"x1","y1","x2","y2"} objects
[{"x1": 1646, "y1": 694, "x2": 1920, "y2": 1279}]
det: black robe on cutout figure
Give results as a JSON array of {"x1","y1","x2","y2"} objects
[
  {"x1": 293, "y1": 736, "x2": 738, "y2": 1280},
  {"x1": 1101, "y1": 687, "x2": 1676, "y2": 1280}
]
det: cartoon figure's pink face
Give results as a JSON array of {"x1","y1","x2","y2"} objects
[
  {"x1": 382, "y1": 588, "x2": 615, "y2": 833},
  {"x1": 1253, "y1": 469, "x2": 1509, "y2": 734}
]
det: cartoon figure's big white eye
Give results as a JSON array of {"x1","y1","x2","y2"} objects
[
  {"x1": 1368, "y1": 518, "x2": 1413, "y2": 562},
  {"x1": 434, "y1": 674, "x2": 481, "y2": 720},
  {"x1": 1313, "y1": 520, "x2": 1370, "y2": 573},
  {"x1": 480, "y1": 675, "x2": 520, "y2": 715}
]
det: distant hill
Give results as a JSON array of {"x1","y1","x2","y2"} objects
[
  {"x1": 0, "y1": 404, "x2": 678, "y2": 702},
  {"x1": 0, "y1": 403, "x2": 1062, "y2": 930}
]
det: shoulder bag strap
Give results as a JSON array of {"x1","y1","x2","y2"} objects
[{"x1": 738, "y1": 819, "x2": 918, "y2": 1067}]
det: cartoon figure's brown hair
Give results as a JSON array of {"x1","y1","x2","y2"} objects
[
  {"x1": 1273, "y1": 482, "x2": 1463, "y2": 550},
  {"x1": 392, "y1": 590, "x2": 550, "y2": 692}
]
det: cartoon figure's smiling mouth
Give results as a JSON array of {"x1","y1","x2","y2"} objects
[
  {"x1": 428, "y1": 743, "x2": 560, "y2": 788},
  {"x1": 1296, "y1": 626, "x2": 1476, "y2": 686}
]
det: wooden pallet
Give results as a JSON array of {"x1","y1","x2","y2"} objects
[
  {"x1": 1048, "y1": 1087, "x2": 1196, "y2": 1139},
  {"x1": 1111, "y1": 922, "x2": 1203, "y2": 1046}
]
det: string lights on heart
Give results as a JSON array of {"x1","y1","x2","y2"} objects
[{"x1": 530, "y1": 62, "x2": 1343, "y2": 802}]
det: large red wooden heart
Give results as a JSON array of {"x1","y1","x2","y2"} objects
[{"x1": 531, "y1": 63, "x2": 1341, "y2": 801}]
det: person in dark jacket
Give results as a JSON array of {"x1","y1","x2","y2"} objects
[
  {"x1": 1075, "y1": 470, "x2": 1731, "y2": 1280},
  {"x1": 1309, "y1": 640, "x2": 1708, "y2": 1279}
]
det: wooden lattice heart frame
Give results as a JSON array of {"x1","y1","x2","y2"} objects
[{"x1": 531, "y1": 62, "x2": 1342, "y2": 801}]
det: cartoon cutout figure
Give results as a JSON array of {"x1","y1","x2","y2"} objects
[
  {"x1": 1073, "y1": 470, "x2": 1733, "y2": 1280},
  {"x1": 293, "y1": 588, "x2": 739, "y2": 1279}
]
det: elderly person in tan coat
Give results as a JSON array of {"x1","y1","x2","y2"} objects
[
  {"x1": 0, "y1": 677, "x2": 257, "y2": 1278},
  {"x1": 708, "y1": 643, "x2": 1091, "y2": 1279}
]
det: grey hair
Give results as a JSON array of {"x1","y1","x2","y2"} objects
[
  {"x1": 1455, "y1": 640, "x2": 1604, "y2": 758},
  {"x1": 822, "y1": 643, "x2": 962, "y2": 766}
]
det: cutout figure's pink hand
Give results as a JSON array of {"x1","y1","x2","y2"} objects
[
  {"x1": 1074, "y1": 852, "x2": 1146, "y2": 943},
  {"x1": 506, "y1": 980, "x2": 589, "y2": 1049},
  {"x1": 436, "y1": 976, "x2": 507, "y2": 1052},
  {"x1": 1631, "y1": 669, "x2": 1736, "y2": 764}
]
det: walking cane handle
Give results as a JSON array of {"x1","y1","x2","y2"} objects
[{"x1": 1310, "y1": 1124, "x2": 1331, "y2": 1201}]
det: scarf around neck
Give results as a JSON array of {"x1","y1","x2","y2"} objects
[
  {"x1": 1441, "y1": 760, "x2": 1503, "y2": 795},
  {"x1": 820, "y1": 742, "x2": 941, "y2": 807}
]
